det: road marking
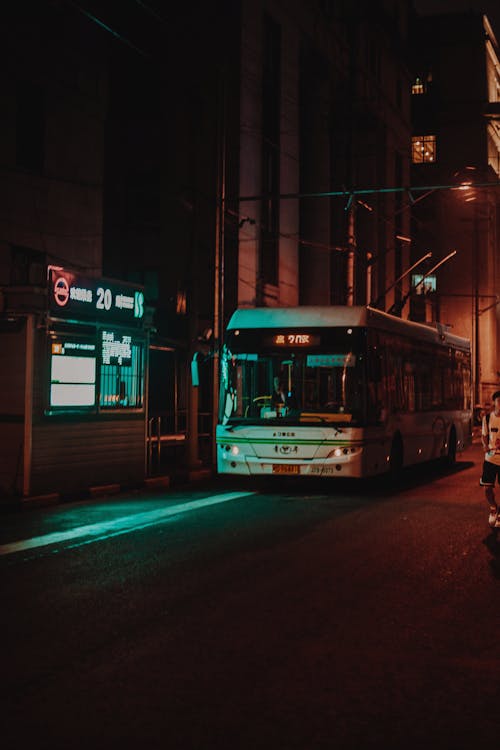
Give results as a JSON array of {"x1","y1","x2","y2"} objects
[{"x1": 0, "y1": 491, "x2": 255, "y2": 557}]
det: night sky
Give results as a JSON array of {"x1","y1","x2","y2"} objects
[{"x1": 414, "y1": 0, "x2": 500, "y2": 39}]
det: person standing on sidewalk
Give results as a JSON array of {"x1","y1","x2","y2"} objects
[{"x1": 480, "y1": 390, "x2": 500, "y2": 526}]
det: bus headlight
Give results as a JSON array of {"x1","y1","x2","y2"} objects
[{"x1": 327, "y1": 446, "x2": 357, "y2": 459}]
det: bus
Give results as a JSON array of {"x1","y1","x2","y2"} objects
[{"x1": 216, "y1": 306, "x2": 472, "y2": 478}]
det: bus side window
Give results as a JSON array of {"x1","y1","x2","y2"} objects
[{"x1": 368, "y1": 340, "x2": 388, "y2": 423}]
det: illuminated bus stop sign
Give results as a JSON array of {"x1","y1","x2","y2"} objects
[{"x1": 48, "y1": 268, "x2": 145, "y2": 326}]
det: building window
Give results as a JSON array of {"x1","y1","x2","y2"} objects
[
  {"x1": 412, "y1": 274, "x2": 436, "y2": 294},
  {"x1": 99, "y1": 331, "x2": 144, "y2": 409},
  {"x1": 49, "y1": 335, "x2": 97, "y2": 411},
  {"x1": 48, "y1": 331, "x2": 145, "y2": 413},
  {"x1": 412, "y1": 135, "x2": 436, "y2": 163},
  {"x1": 412, "y1": 72, "x2": 432, "y2": 95},
  {"x1": 412, "y1": 77, "x2": 425, "y2": 95}
]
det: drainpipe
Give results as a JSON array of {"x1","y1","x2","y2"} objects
[{"x1": 23, "y1": 314, "x2": 35, "y2": 497}]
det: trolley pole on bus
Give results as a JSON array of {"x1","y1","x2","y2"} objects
[
  {"x1": 377, "y1": 252, "x2": 432, "y2": 312},
  {"x1": 389, "y1": 250, "x2": 457, "y2": 317}
]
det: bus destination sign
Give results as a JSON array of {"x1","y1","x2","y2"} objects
[
  {"x1": 48, "y1": 267, "x2": 144, "y2": 326},
  {"x1": 270, "y1": 333, "x2": 320, "y2": 346}
]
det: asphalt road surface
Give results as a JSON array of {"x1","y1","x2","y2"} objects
[{"x1": 1, "y1": 443, "x2": 499, "y2": 750}]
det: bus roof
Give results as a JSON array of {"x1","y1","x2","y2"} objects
[{"x1": 226, "y1": 306, "x2": 470, "y2": 352}]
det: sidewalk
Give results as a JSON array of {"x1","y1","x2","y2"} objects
[{"x1": 0, "y1": 463, "x2": 215, "y2": 514}]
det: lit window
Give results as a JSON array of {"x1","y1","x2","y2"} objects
[
  {"x1": 412, "y1": 274, "x2": 436, "y2": 294},
  {"x1": 412, "y1": 135, "x2": 436, "y2": 163},
  {"x1": 49, "y1": 337, "x2": 97, "y2": 411},
  {"x1": 99, "y1": 331, "x2": 144, "y2": 409},
  {"x1": 412, "y1": 77, "x2": 424, "y2": 95}
]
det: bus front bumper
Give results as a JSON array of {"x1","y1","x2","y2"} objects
[{"x1": 217, "y1": 450, "x2": 366, "y2": 478}]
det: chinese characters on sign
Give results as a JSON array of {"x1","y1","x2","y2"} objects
[
  {"x1": 273, "y1": 333, "x2": 320, "y2": 346},
  {"x1": 101, "y1": 331, "x2": 132, "y2": 366},
  {"x1": 48, "y1": 268, "x2": 144, "y2": 325}
]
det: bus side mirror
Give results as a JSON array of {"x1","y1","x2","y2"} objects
[{"x1": 191, "y1": 353, "x2": 199, "y2": 387}]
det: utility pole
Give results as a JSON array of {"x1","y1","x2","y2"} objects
[
  {"x1": 346, "y1": 197, "x2": 355, "y2": 305},
  {"x1": 212, "y1": 66, "x2": 226, "y2": 467},
  {"x1": 473, "y1": 204, "x2": 480, "y2": 405},
  {"x1": 187, "y1": 209, "x2": 200, "y2": 471}
]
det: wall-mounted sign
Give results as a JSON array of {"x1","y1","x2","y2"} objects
[
  {"x1": 48, "y1": 267, "x2": 145, "y2": 326},
  {"x1": 306, "y1": 354, "x2": 356, "y2": 368},
  {"x1": 47, "y1": 329, "x2": 145, "y2": 413},
  {"x1": 101, "y1": 330, "x2": 132, "y2": 366},
  {"x1": 49, "y1": 335, "x2": 97, "y2": 409}
]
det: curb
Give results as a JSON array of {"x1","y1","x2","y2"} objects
[
  {"x1": 2, "y1": 468, "x2": 215, "y2": 512},
  {"x1": 18, "y1": 492, "x2": 61, "y2": 510},
  {"x1": 187, "y1": 468, "x2": 213, "y2": 482},
  {"x1": 89, "y1": 483, "x2": 121, "y2": 498},
  {"x1": 144, "y1": 475, "x2": 171, "y2": 490}
]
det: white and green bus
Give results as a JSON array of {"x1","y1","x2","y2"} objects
[{"x1": 216, "y1": 306, "x2": 472, "y2": 478}]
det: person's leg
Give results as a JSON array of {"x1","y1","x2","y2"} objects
[
  {"x1": 480, "y1": 461, "x2": 498, "y2": 524},
  {"x1": 485, "y1": 484, "x2": 496, "y2": 510}
]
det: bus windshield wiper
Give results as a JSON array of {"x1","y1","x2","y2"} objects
[{"x1": 222, "y1": 419, "x2": 246, "y2": 430}]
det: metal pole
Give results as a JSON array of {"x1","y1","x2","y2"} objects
[
  {"x1": 23, "y1": 314, "x2": 34, "y2": 497},
  {"x1": 212, "y1": 67, "x2": 226, "y2": 468},
  {"x1": 389, "y1": 252, "x2": 431, "y2": 295},
  {"x1": 412, "y1": 250, "x2": 457, "y2": 294},
  {"x1": 346, "y1": 199, "x2": 355, "y2": 305},
  {"x1": 390, "y1": 250, "x2": 457, "y2": 316},
  {"x1": 366, "y1": 252, "x2": 372, "y2": 305},
  {"x1": 474, "y1": 209, "x2": 480, "y2": 405},
  {"x1": 375, "y1": 251, "x2": 431, "y2": 309}
]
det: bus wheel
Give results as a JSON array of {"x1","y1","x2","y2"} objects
[
  {"x1": 444, "y1": 426, "x2": 457, "y2": 467},
  {"x1": 388, "y1": 434, "x2": 403, "y2": 482}
]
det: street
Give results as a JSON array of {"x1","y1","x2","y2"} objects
[{"x1": 1, "y1": 442, "x2": 499, "y2": 750}]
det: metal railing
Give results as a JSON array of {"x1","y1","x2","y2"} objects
[{"x1": 147, "y1": 411, "x2": 213, "y2": 475}]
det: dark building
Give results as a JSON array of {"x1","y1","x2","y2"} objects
[
  {"x1": 0, "y1": 0, "x2": 414, "y2": 498},
  {"x1": 0, "y1": 2, "x2": 149, "y2": 498},
  {"x1": 102, "y1": 0, "x2": 413, "y2": 470},
  {"x1": 411, "y1": 10, "x2": 500, "y2": 405}
]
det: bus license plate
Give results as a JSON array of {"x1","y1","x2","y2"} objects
[{"x1": 272, "y1": 464, "x2": 300, "y2": 475}]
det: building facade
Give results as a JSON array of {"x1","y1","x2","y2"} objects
[
  {"x1": 102, "y1": 0, "x2": 413, "y2": 468},
  {"x1": 0, "y1": 2, "x2": 149, "y2": 498},
  {"x1": 1, "y1": 0, "x2": 415, "y2": 496},
  {"x1": 411, "y1": 11, "x2": 500, "y2": 406}
]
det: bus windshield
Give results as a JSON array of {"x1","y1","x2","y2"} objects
[{"x1": 219, "y1": 329, "x2": 367, "y2": 426}]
